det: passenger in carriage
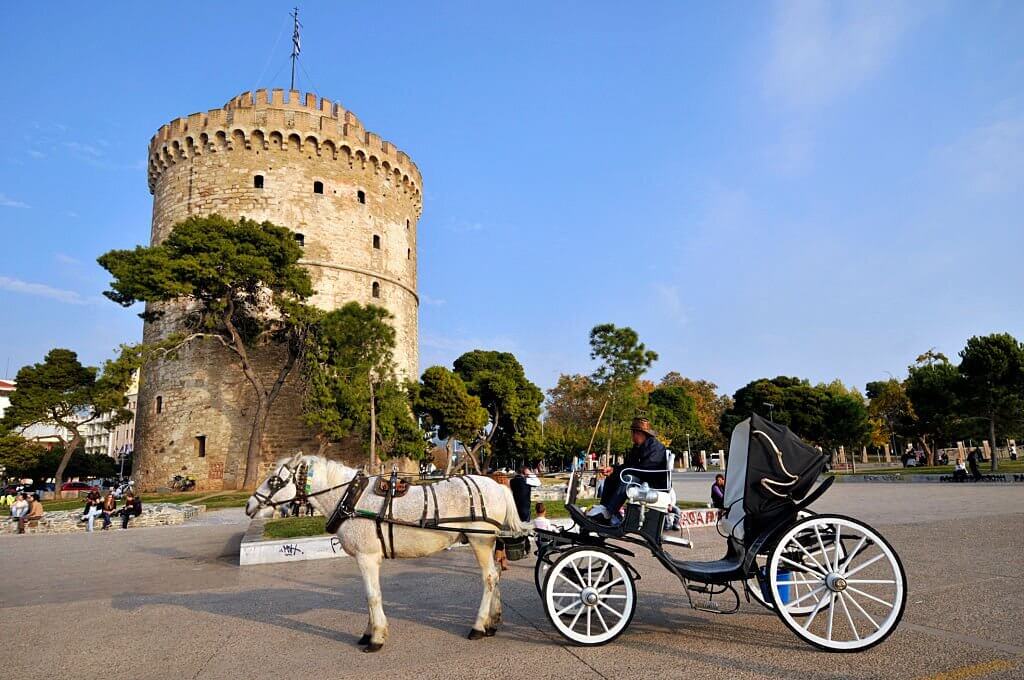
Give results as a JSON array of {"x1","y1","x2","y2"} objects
[{"x1": 586, "y1": 417, "x2": 668, "y2": 525}]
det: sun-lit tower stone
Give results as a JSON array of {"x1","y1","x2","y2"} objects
[{"x1": 134, "y1": 89, "x2": 422, "y2": 490}]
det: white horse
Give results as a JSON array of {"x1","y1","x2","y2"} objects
[{"x1": 245, "y1": 453, "x2": 523, "y2": 652}]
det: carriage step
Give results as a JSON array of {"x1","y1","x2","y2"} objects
[
  {"x1": 663, "y1": 535, "x2": 692, "y2": 549},
  {"x1": 691, "y1": 600, "x2": 722, "y2": 613}
]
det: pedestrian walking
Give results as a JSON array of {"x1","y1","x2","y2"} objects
[{"x1": 968, "y1": 448, "x2": 983, "y2": 481}]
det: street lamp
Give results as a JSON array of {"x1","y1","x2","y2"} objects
[
  {"x1": 686, "y1": 432, "x2": 692, "y2": 469},
  {"x1": 764, "y1": 402, "x2": 775, "y2": 422}
]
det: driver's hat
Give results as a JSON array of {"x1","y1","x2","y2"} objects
[{"x1": 630, "y1": 417, "x2": 657, "y2": 437}]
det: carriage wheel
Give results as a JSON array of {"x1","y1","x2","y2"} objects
[
  {"x1": 542, "y1": 547, "x2": 636, "y2": 646},
  {"x1": 746, "y1": 511, "x2": 845, "y2": 614},
  {"x1": 768, "y1": 514, "x2": 906, "y2": 652},
  {"x1": 534, "y1": 546, "x2": 553, "y2": 597}
]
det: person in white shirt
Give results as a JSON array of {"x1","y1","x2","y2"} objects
[{"x1": 533, "y1": 502, "x2": 552, "y2": 531}]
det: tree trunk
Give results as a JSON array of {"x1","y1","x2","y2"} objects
[
  {"x1": 920, "y1": 437, "x2": 934, "y2": 466},
  {"x1": 241, "y1": 397, "x2": 271, "y2": 490},
  {"x1": 53, "y1": 431, "x2": 82, "y2": 492},
  {"x1": 989, "y1": 416, "x2": 998, "y2": 472},
  {"x1": 444, "y1": 438, "x2": 456, "y2": 477},
  {"x1": 369, "y1": 379, "x2": 378, "y2": 472}
]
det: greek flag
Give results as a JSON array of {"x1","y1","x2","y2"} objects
[{"x1": 291, "y1": 11, "x2": 301, "y2": 57}]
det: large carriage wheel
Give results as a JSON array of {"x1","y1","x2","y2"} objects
[
  {"x1": 542, "y1": 547, "x2": 637, "y2": 646},
  {"x1": 747, "y1": 511, "x2": 846, "y2": 615},
  {"x1": 768, "y1": 514, "x2": 906, "y2": 652},
  {"x1": 534, "y1": 544, "x2": 553, "y2": 597}
]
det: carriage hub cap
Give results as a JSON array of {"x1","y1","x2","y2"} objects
[
  {"x1": 826, "y1": 574, "x2": 848, "y2": 592},
  {"x1": 580, "y1": 587, "x2": 600, "y2": 606}
]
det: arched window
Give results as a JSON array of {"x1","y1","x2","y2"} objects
[
  {"x1": 372, "y1": 281, "x2": 380, "y2": 298},
  {"x1": 406, "y1": 219, "x2": 410, "y2": 229},
  {"x1": 156, "y1": 396, "x2": 163, "y2": 414},
  {"x1": 357, "y1": 190, "x2": 366, "y2": 204},
  {"x1": 407, "y1": 248, "x2": 411, "y2": 260},
  {"x1": 373, "y1": 234, "x2": 381, "y2": 249},
  {"x1": 195, "y1": 435, "x2": 207, "y2": 458},
  {"x1": 294, "y1": 233, "x2": 305, "y2": 247},
  {"x1": 313, "y1": 181, "x2": 324, "y2": 194},
  {"x1": 253, "y1": 175, "x2": 264, "y2": 189}
]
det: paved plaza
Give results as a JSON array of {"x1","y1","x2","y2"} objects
[{"x1": 2, "y1": 482, "x2": 1022, "y2": 679}]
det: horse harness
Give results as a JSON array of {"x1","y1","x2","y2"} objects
[
  {"x1": 325, "y1": 468, "x2": 505, "y2": 559},
  {"x1": 252, "y1": 461, "x2": 356, "y2": 510}
]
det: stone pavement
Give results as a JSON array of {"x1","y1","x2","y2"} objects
[{"x1": 1, "y1": 484, "x2": 1022, "y2": 679}]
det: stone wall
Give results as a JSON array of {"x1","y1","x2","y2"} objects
[
  {"x1": 134, "y1": 89, "x2": 422, "y2": 491},
  {"x1": 1, "y1": 503, "x2": 205, "y2": 535}
]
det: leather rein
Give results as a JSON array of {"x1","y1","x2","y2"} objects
[{"x1": 251, "y1": 461, "x2": 356, "y2": 510}]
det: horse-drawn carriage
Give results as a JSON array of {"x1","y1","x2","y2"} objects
[{"x1": 534, "y1": 414, "x2": 907, "y2": 651}]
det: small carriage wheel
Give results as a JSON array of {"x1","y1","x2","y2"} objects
[
  {"x1": 746, "y1": 510, "x2": 845, "y2": 615},
  {"x1": 542, "y1": 547, "x2": 637, "y2": 646},
  {"x1": 768, "y1": 514, "x2": 906, "y2": 652}
]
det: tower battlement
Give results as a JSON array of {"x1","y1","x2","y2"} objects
[{"x1": 148, "y1": 88, "x2": 421, "y2": 209}]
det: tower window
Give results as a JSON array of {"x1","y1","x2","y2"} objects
[
  {"x1": 294, "y1": 233, "x2": 305, "y2": 247},
  {"x1": 373, "y1": 234, "x2": 381, "y2": 249},
  {"x1": 406, "y1": 219, "x2": 410, "y2": 229},
  {"x1": 156, "y1": 396, "x2": 163, "y2": 414},
  {"x1": 313, "y1": 181, "x2": 324, "y2": 194},
  {"x1": 195, "y1": 435, "x2": 207, "y2": 458},
  {"x1": 253, "y1": 175, "x2": 264, "y2": 189},
  {"x1": 357, "y1": 190, "x2": 366, "y2": 204},
  {"x1": 372, "y1": 281, "x2": 380, "y2": 298},
  {"x1": 407, "y1": 248, "x2": 411, "y2": 260}
]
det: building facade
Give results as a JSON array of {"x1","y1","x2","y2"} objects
[{"x1": 133, "y1": 89, "x2": 422, "y2": 490}]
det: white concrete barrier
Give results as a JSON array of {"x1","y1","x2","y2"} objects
[{"x1": 239, "y1": 518, "x2": 349, "y2": 566}]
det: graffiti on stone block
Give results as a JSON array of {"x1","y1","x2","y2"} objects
[
  {"x1": 209, "y1": 462, "x2": 224, "y2": 480},
  {"x1": 279, "y1": 544, "x2": 304, "y2": 557},
  {"x1": 330, "y1": 536, "x2": 342, "y2": 554}
]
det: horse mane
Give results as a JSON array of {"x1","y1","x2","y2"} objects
[{"x1": 303, "y1": 455, "x2": 355, "y2": 489}]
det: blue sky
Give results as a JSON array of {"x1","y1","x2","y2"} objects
[{"x1": 0, "y1": 1, "x2": 1021, "y2": 397}]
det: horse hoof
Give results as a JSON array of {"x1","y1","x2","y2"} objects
[
  {"x1": 484, "y1": 627, "x2": 497, "y2": 637},
  {"x1": 467, "y1": 628, "x2": 487, "y2": 640},
  {"x1": 363, "y1": 643, "x2": 384, "y2": 653},
  {"x1": 357, "y1": 634, "x2": 371, "y2": 646}
]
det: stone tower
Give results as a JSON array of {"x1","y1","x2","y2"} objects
[{"x1": 134, "y1": 89, "x2": 422, "y2": 490}]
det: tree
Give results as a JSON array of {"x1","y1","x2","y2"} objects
[
  {"x1": 958, "y1": 333, "x2": 1024, "y2": 471},
  {"x1": 0, "y1": 434, "x2": 46, "y2": 480},
  {"x1": 820, "y1": 391, "x2": 872, "y2": 454},
  {"x1": 647, "y1": 384, "x2": 701, "y2": 450},
  {"x1": 1, "y1": 349, "x2": 133, "y2": 490},
  {"x1": 415, "y1": 366, "x2": 489, "y2": 474},
  {"x1": 589, "y1": 324, "x2": 658, "y2": 463},
  {"x1": 453, "y1": 350, "x2": 544, "y2": 472},
  {"x1": 866, "y1": 379, "x2": 915, "y2": 459},
  {"x1": 905, "y1": 351, "x2": 960, "y2": 464},
  {"x1": 98, "y1": 215, "x2": 316, "y2": 489},
  {"x1": 304, "y1": 303, "x2": 425, "y2": 468},
  {"x1": 545, "y1": 374, "x2": 603, "y2": 433},
  {"x1": 660, "y1": 373, "x2": 732, "y2": 450}
]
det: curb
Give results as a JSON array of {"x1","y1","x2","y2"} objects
[{"x1": 238, "y1": 518, "x2": 348, "y2": 566}]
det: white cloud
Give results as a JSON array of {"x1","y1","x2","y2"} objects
[
  {"x1": 421, "y1": 293, "x2": 446, "y2": 306},
  {"x1": 63, "y1": 141, "x2": 104, "y2": 158},
  {"x1": 0, "y1": 276, "x2": 91, "y2": 305},
  {"x1": 0, "y1": 193, "x2": 30, "y2": 209},
  {"x1": 940, "y1": 117, "x2": 1024, "y2": 195},
  {"x1": 55, "y1": 253, "x2": 81, "y2": 265},
  {"x1": 765, "y1": 1, "x2": 918, "y2": 111}
]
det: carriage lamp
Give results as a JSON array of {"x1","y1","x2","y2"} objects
[{"x1": 626, "y1": 483, "x2": 659, "y2": 505}]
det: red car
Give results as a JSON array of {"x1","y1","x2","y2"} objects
[{"x1": 60, "y1": 481, "x2": 97, "y2": 492}]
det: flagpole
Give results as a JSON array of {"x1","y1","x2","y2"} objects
[{"x1": 290, "y1": 7, "x2": 300, "y2": 91}]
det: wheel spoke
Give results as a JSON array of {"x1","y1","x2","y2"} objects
[
  {"x1": 815, "y1": 526, "x2": 832, "y2": 572},
  {"x1": 839, "y1": 592, "x2": 860, "y2": 640},
  {"x1": 780, "y1": 555, "x2": 825, "y2": 577},
  {"x1": 571, "y1": 560, "x2": 586, "y2": 589},
  {"x1": 602, "y1": 594, "x2": 629, "y2": 599},
  {"x1": 843, "y1": 588, "x2": 881, "y2": 631},
  {"x1": 845, "y1": 579, "x2": 896, "y2": 584},
  {"x1": 839, "y1": 536, "x2": 867, "y2": 573},
  {"x1": 556, "y1": 572, "x2": 582, "y2": 591},
  {"x1": 792, "y1": 540, "x2": 829, "y2": 576},
  {"x1": 551, "y1": 593, "x2": 581, "y2": 597},
  {"x1": 586, "y1": 607, "x2": 592, "y2": 637},
  {"x1": 587, "y1": 555, "x2": 593, "y2": 587},
  {"x1": 568, "y1": 602, "x2": 585, "y2": 631},
  {"x1": 594, "y1": 602, "x2": 611, "y2": 632},
  {"x1": 801, "y1": 592, "x2": 830, "y2": 631},
  {"x1": 844, "y1": 552, "x2": 885, "y2": 578},
  {"x1": 846, "y1": 585, "x2": 894, "y2": 609},
  {"x1": 555, "y1": 600, "x2": 581, "y2": 617},
  {"x1": 598, "y1": 599, "x2": 624, "y2": 618},
  {"x1": 833, "y1": 525, "x2": 842, "y2": 573},
  {"x1": 597, "y1": 578, "x2": 623, "y2": 593},
  {"x1": 787, "y1": 585, "x2": 826, "y2": 608},
  {"x1": 826, "y1": 592, "x2": 836, "y2": 641},
  {"x1": 593, "y1": 561, "x2": 609, "y2": 591}
]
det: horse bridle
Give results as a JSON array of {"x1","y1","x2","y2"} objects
[{"x1": 251, "y1": 460, "x2": 358, "y2": 511}]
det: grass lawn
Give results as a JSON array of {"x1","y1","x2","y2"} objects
[
  {"x1": 39, "y1": 490, "x2": 252, "y2": 513},
  {"x1": 261, "y1": 498, "x2": 711, "y2": 539}
]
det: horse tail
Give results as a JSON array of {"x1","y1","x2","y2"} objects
[{"x1": 499, "y1": 485, "x2": 524, "y2": 536}]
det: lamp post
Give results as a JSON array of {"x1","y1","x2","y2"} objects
[
  {"x1": 686, "y1": 432, "x2": 692, "y2": 470},
  {"x1": 764, "y1": 402, "x2": 775, "y2": 422}
]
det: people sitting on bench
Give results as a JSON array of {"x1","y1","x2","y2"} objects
[
  {"x1": 586, "y1": 417, "x2": 668, "y2": 526},
  {"x1": 17, "y1": 493, "x2": 44, "y2": 534}
]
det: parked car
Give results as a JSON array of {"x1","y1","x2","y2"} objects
[{"x1": 60, "y1": 481, "x2": 96, "y2": 492}]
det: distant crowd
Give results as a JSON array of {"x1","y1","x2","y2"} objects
[{"x1": 1, "y1": 487, "x2": 144, "y2": 533}]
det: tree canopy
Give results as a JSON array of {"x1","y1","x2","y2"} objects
[{"x1": 98, "y1": 214, "x2": 316, "y2": 489}]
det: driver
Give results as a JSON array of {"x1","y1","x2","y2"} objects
[{"x1": 587, "y1": 417, "x2": 668, "y2": 525}]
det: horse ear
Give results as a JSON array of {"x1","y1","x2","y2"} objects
[{"x1": 290, "y1": 451, "x2": 304, "y2": 466}]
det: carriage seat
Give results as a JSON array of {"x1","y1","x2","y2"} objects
[
  {"x1": 672, "y1": 537, "x2": 745, "y2": 584},
  {"x1": 566, "y1": 503, "x2": 623, "y2": 536}
]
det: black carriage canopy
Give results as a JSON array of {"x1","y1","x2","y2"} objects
[{"x1": 721, "y1": 414, "x2": 827, "y2": 540}]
